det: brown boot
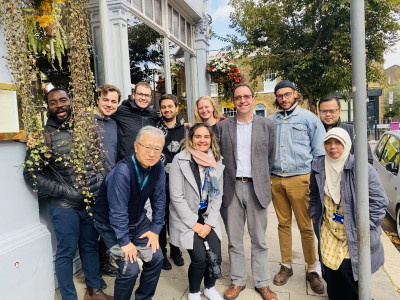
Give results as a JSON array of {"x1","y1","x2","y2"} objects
[
  {"x1": 273, "y1": 265, "x2": 293, "y2": 286},
  {"x1": 224, "y1": 284, "x2": 245, "y2": 300},
  {"x1": 84, "y1": 287, "x2": 114, "y2": 300},
  {"x1": 255, "y1": 286, "x2": 278, "y2": 300},
  {"x1": 306, "y1": 271, "x2": 325, "y2": 294}
]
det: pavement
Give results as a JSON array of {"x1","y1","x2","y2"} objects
[{"x1": 57, "y1": 204, "x2": 400, "y2": 300}]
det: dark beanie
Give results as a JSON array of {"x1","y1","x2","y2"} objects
[{"x1": 274, "y1": 80, "x2": 296, "y2": 94}]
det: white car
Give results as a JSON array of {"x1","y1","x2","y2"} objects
[{"x1": 372, "y1": 130, "x2": 400, "y2": 238}]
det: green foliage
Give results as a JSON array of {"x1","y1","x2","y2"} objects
[
  {"x1": 228, "y1": 0, "x2": 400, "y2": 110},
  {"x1": 128, "y1": 21, "x2": 164, "y2": 83}
]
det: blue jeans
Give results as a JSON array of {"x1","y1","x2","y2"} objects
[
  {"x1": 94, "y1": 214, "x2": 163, "y2": 300},
  {"x1": 49, "y1": 206, "x2": 101, "y2": 300}
]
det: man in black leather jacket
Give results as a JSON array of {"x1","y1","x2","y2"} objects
[{"x1": 23, "y1": 88, "x2": 112, "y2": 300}]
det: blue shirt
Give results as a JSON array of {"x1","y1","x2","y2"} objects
[
  {"x1": 269, "y1": 106, "x2": 325, "y2": 176},
  {"x1": 105, "y1": 160, "x2": 166, "y2": 246}
]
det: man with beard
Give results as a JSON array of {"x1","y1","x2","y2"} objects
[
  {"x1": 156, "y1": 94, "x2": 187, "y2": 270},
  {"x1": 23, "y1": 88, "x2": 112, "y2": 300},
  {"x1": 112, "y1": 82, "x2": 159, "y2": 161},
  {"x1": 269, "y1": 80, "x2": 325, "y2": 294}
]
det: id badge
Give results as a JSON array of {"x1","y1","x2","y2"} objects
[{"x1": 332, "y1": 212, "x2": 344, "y2": 224}]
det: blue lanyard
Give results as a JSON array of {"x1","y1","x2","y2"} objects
[{"x1": 131, "y1": 155, "x2": 150, "y2": 191}]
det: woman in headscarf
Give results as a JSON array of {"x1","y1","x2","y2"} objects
[
  {"x1": 169, "y1": 123, "x2": 224, "y2": 300},
  {"x1": 309, "y1": 127, "x2": 388, "y2": 300}
]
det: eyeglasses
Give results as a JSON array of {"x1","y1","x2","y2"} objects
[
  {"x1": 275, "y1": 92, "x2": 293, "y2": 100},
  {"x1": 320, "y1": 109, "x2": 340, "y2": 115},
  {"x1": 233, "y1": 94, "x2": 253, "y2": 101},
  {"x1": 138, "y1": 142, "x2": 162, "y2": 155},
  {"x1": 135, "y1": 92, "x2": 151, "y2": 99}
]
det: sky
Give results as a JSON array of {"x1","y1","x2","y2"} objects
[{"x1": 207, "y1": 0, "x2": 400, "y2": 69}]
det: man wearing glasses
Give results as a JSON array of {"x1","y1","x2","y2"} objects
[
  {"x1": 269, "y1": 80, "x2": 326, "y2": 294},
  {"x1": 216, "y1": 84, "x2": 278, "y2": 300},
  {"x1": 94, "y1": 126, "x2": 166, "y2": 300},
  {"x1": 112, "y1": 82, "x2": 159, "y2": 161},
  {"x1": 318, "y1": 97, "x2": 373, "y2": 164}
]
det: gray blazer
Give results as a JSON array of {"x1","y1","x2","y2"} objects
[
  {"x1": 169, "y1": 150, "x2": 224, "y2": 249},
  {"x1": 215, "y1": 115, "x2": 276, "y2": 208}
]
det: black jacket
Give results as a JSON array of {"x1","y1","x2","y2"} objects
[
  {"x1": 327, "y1": 118, "x2": 373, "y2": 164},
  {"x1": 112, "y1": 96, "x2": 159, "y2": 161},
  {"x1": 23, "y1": 118, "x2": 103, "y2": 209}
]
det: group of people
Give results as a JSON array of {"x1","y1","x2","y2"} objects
[{"x1": 23, "y1": 79, "x2": 388, "y2": 300}]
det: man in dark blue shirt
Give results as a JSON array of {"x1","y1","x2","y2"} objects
[{"x1": 94, "y1": 126, "x2": 166, "y2": 300}]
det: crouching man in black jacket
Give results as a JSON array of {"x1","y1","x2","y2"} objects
[{"x1": 23, "y1": 88, "x2": 112, "y2": 300}]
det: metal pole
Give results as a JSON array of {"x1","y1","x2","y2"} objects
[{"x1": 350, "y1": 1, "x2": 371, "y2": 299}]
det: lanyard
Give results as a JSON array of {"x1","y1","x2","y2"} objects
[{"x1": 131, "y1": 155, "x2": 150, "y2": 191}]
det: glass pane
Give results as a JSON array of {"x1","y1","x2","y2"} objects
[
  {"x1": 154, "y1": 0, "x2": 162, "y2": 25},
  {"x1": 375, "y1": 134, "x2": 389, "y2": 159},
  {"x1": 186, "y1": 22, "x2": 192, "y2": 46},
  {"x1": 380, "y1": 136, "x2": 399, "y2": 171},
  {"x1": 173, "y1": 10, "x2": 179, "y2": 37},
  {"x1": 180, "y1": 16, "x2": 186, "y2": 42},
  {"x1": 133, "y1": 0, "x2": 142, "y2": 11},
  {"x1": 168, "y1": 5, "x2": 172, "y2": 33},
  {"x1": 145, "y1": 0, "x2": 153, "y2": 19}
]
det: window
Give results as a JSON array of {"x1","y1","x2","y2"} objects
[
  {"x1": 210, "y1": 83, "x2": 218, "y2": 97},
  {"x1": 186, "y1": 22, "x2": 192, "y2": 47},
  {"x1": 180, "y1": 16, "x2": 186, "y2": 43},
  {"x1": 223, "y1": 107, "x2": 237, "y2": 117},
  {"x1": 375, "y1": 134, "x2": 390, "y2": 160},
  {"x1": 173, "y1": 10, "x2": 179, "y2": 37},
  {"x1": 263, "y1": 73, "x2": 276, "y2": 93},
  {"x1": 145, "y1": 0, "x2": 153, "y2": 19},
  {"x1": 133, "y1": 0, "x2": 142, "y2": 10},
  {"x1": 254, "y1": 104, "x2": 266, "y2": 117},
  {"x1": 154, "y1": 0, "x2": 162, "y2": 25},
  {"x1": 379, "y1": 135, "x2": 400, "y2": 174}
]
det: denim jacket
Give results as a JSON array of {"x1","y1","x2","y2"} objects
[{"x1": 269, "y1": 106, "x2": 325, "y2": 176}]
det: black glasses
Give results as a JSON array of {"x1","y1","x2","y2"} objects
[
  {"x1": 137, "y1": 142, "x2": 162, "y2": 155},
  {"x1": 233, "y1": 94, "x2": 253, "y2": 101},
  {"x1": 135, "y1": 92, "x2": 151, "y2": 99},
  {"x1": 275, "y1": 92, "x2": 293, "y2": 100},
  {"x1": 320, "y1": 109, "x2": 340, "y2": 115}
]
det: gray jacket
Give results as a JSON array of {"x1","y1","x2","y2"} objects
[
  {"x1": 168, "y1": 150, "x2": 224, "y2": 249},
  {"x1": 309, "y1": 154, "x2": 388, "y2": 280}
]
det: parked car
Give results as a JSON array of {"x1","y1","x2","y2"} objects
[{"x1": 372, "y1": 130, "x2": 400, "y2": 238}]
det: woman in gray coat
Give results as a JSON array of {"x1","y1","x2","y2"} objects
[
  {"x1": 309, "y1": 127, "x2": 388, "y2": 300},
  {"x1": 169, "y1": 123, "x2": 224, "y2": 300}
]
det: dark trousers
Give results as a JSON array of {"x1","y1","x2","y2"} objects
[
  {"x1": 187, "y1": 230, "x2": 221, "y2": 293},
  {"x1": 94, "y1": 214, "x2": 163, "y2": 300},
  {"x1": 49, "y1": 206, "x2": 101, "y2": 300},
  {"x1": 98, "y1": 237, "x2": 109, "y2": 266},
  {"x1": 323, "y1": 259, "x2": 358, "y2": 300},
  {"x1": 159, "y1": 193, "x2": 179, "y2": 254}
]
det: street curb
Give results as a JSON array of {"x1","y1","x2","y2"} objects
[{"x1": 382, "y1": 230, "x2": 400, "y2": 292}]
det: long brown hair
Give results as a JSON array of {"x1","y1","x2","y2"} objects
[
  {"x1": 182, "y1": 123, "x2": 221, "y2": 161},
  {"x1": 194, "y1": 96, "x2": 224, "y2": 123}
]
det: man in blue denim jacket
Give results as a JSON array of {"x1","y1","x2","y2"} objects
[{"x1": 268, "y1": 80, "x2": 326, "y2": 294}]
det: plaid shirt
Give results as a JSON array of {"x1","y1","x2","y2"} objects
[{"x1": 320, "y1": 194, "x2": 350, "y2": 270}]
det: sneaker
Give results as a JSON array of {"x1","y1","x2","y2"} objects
[
  {"x1": 306, "y1": 271, "x2": 325, "y2": 294},
  {"x1": 162, "y1": 256, "x2": 172, "y2": 270},
  {"x1": 204, "y1": 287, "x2": 223, "y2": 300},
  {"x1": 100, "y1": 278, "x2": 107, "y2": 289},
  {"x1": 273, "y1": 264, "x2": 293, "y2": 286},
  {"x1": 188, "y1": 291, "x2": 201, "y2": 300},
  {"x1": 170, "y1": 248, "x2": 184, "y2": 266}
]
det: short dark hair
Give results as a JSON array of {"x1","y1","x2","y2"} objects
[
  {"x1": 233, "y1": 84, "x2": 255, "y2": 97},
  {"x1": 318, "y1": 97, "x2": 341, "y2": 110},
  {"x1": 97, "y1": 84, "x2": 121, "y2": 102},
  {"x1": 45, "y1": 88, "x2": 70, "y2": 104},
  {"x1": 159, "y1": 94, "x2": 178, "y2": 107}
]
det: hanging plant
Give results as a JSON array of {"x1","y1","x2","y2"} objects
[
  {"x1": 24, "y1": 0, "x2": 68, "y2": 68},
  {"x1": 206, "y1": 53, "x2": 246, "y2": 101}
]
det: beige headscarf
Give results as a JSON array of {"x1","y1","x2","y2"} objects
[{"x1": 324, "y1": 127, "x2": 352, "y2": 205}]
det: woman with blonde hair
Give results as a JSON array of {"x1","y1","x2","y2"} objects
[
  {"x1": 169, "y1": 123, "x2": 224, "y2": 300},
  {"x1": 194, "y1": 96, "x2": 226, "y2": 127}
]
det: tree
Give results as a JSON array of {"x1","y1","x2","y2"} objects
[
  {"x1": 128, "y1": 21, "x2": 164, "y2": 84},
  {"x1": 384, "y1": 84, "x2": 400, "y2": 118},
  {"x1": 228, "y1": 0, "x2": 400, "y2": 112}
]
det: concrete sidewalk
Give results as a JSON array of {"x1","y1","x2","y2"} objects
[{"x1": 63, "y1": 205, "x2": 400, "y2": 300}]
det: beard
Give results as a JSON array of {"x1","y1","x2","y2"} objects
[{"x1": 48, "y1": 108, "x2": 72, "y2": 124}]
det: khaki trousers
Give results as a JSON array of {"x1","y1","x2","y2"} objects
[{"x1": 271, "y1": 173, "x2": 317, "y2": 265}]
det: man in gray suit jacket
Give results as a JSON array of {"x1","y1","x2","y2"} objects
[{"x1": 215, "y1": 84, "x2": 278, "y2": 300}]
